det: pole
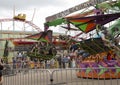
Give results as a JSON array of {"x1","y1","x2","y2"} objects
[
  {"x1": 13, "y1": 5, "x2": 15, "y2": 59},
  {"x1": 13, "y1": 5, "x2": 15, "y2": 38}
]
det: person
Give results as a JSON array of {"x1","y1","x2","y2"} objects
[
  {"x1": 57, "y1": 55, "x2": 62, "y2": 68},
  {"x1": 17, "y1": 52, "x2": 23, "y2": 58},
  {"x1": 94, "y1": 4, "x2": 104, "y2": 15},
  {"x1": 100, "y1": 29, "x2": 112, "y2": 45},
  {"x1": 34, "y1": 58, "x2": 38, "y2": 69},
  {"x1": 0, "y1": 61, "x2": 4, "y2": 85},
  {"x1": 62, "y1": 56, "x2": 69, "y2": 68},
  {"x1": 70, "y1": 44, "x2": 79, "y2": 52},
  {"x1": 71, "y1": 58, "x2": 76, "y2": 68},
  {"x1": 12, "y1": 57, "x2": 16, "y2": 69},
  {"x1": 50, "y1": 58, "x2": 55, "y2": 68},
  {"x1": 98, "y1": 28, "x2": 120, "y2": 52},
  {"x1": 76, "y1": 55, "x2": 82, "y2": 68},
  {"x1": 111, "y1": 53, "x2": 117, "y2": 60},
  {"x1": 112, "y1": 27, "x2": 120, "y2": 46},
  {"x1": 46, "y1": 60, "x2": 50, "y2": 69},
  {"x1": 106, "y1": 52, "x2": 112, "y2": 60}
]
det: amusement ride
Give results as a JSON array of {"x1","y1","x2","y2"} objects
[
  {"x1": 0, "y1": 0, "x2": 120, "y2": 79},
  {"x1": 44, "y1": 0, "x2": 120, "y2": 79}
]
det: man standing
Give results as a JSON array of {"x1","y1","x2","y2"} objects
[{"x1": 57, "y1": 55, "x2": 62, "y2": 68}]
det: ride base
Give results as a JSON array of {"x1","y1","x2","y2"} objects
[{"x1": 77, "y1": 60, "x2": 120, "y2": 79}]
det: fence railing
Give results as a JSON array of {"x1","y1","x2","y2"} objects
[{"x1": 2, "y1": 67, "x2": 120, "y2": 85}]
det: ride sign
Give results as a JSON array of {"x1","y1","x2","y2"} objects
[{"x1": 46, "y1": 0, "x2": 109, "y2": 22}]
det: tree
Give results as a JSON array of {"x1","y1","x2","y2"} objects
[{"x1": 3, "y1": 40, "x2": 9, "y2": 63}]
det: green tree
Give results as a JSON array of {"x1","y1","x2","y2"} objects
[{"x1": 3, "y1": 40, "x2": 9, "y2": 63}]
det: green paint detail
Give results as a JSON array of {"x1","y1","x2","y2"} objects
[
  {"x1": 71, "y1": 21, "x2": 88, "y2": 31},
  {"x1": 45, "y1": 18, "x2": 65, "y2": 27},
  {"x1": 115, "y1": 65, "x2": 120, "y2": 74},
  {"x1": 86, "y1": 67, "x2": 92, "y2": 74},
  {"x1": 79, "y1": 24, "x2": 88, "y2": 32},
  {"x1": 98, "y1": 65, "x2": 107, "y2": 76},
  {"x1": 39, "y1": 38, "x2": 48, "y2": 42}
]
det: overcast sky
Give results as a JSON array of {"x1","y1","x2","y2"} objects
[{"x1": 0, "y1": 0, "x2": 88, "y2": 33}]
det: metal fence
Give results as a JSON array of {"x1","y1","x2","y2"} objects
[
  {"x1": 2, "y1": 67, "x2": 120, "y2": 85},
  {"x1": 3, "y1": 69, "x2": 51, "y2": 85}
]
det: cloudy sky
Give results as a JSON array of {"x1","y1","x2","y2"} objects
[{"x1": 0, "y1": 0, "x2": 88, "y2": 33}]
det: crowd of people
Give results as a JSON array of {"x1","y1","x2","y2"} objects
[
  {"x1": 10, "y1": 41, "x2": 120, "y2": 71},
  {"x1": 11, "y1": 51, "x2": 78, "y2": 70}
]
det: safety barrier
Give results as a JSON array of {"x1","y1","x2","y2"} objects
[
  {"x1": 3, "y1": 69, "x2": 51, "y2": 85},
  {"x1": 2, "y1": 67, "x2": 120, "y2": 85},
  {"x1": 50, "y1": 68, "x2": 120, "y2": 85}
]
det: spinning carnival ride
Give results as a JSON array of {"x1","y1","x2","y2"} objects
[
  {"x1": 45, "y1": 0, "x2": 120, "y2": 79},
  {"x1": 1, "y1": 0, "x2": 120, "y2": 79}
]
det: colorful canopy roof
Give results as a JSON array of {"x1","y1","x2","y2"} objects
[
  {"x1": 25, "y1": 30, "x2": 53, "y2": 43},
  {"x1": 25, "y1": 33, "x2": 41, "y2": 40},
  {"x1": 67, "y1": 13, "x2": 120, "y2": 33},
  {"x1": 44, "y1": 1, "x2": 120, "y2": 34}
]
